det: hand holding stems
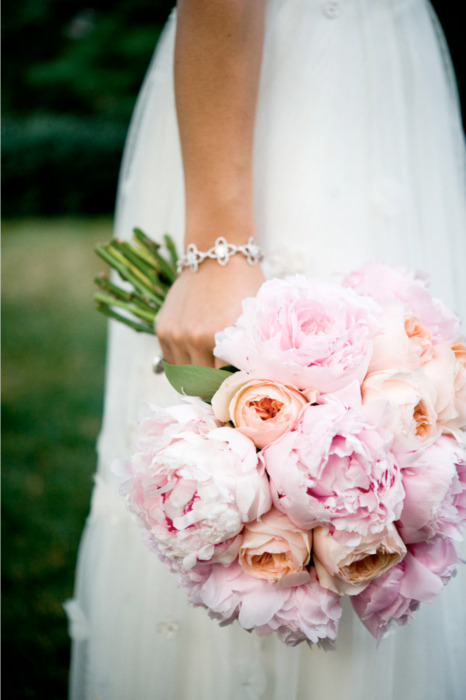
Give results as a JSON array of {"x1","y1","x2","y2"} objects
[
  {"x1": 155, "y1": 0, "x2": 267, "y2": 367},
  {"x1": 156, "y1": 255, "x2": 265, "y2": 368}
]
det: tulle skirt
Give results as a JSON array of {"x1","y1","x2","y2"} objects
[{"x1": 67, "y1": 1, "x2": 466, "y2": 698}]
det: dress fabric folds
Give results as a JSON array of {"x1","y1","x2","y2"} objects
[{"x1": 67, "y1": 1, "x2": 466, "y2": 698}]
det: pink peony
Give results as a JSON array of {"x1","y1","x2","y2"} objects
[
  {"x1": 351, "y1": 536, "x2": 459, "y2": 641},
  {"x1": 197, "y1": 561, "x2": 291, "y2": 629},
  {"x1": 256, "y1": 569, "x2": 343, "y2": 648},
  {"x1": 262, "y1": 402, "x2": 404, "y2": 544},
  {"x1": 115, "y1": 399, "x2": 221, "y2": 478},
  {"x1": 212, "y1": 370, "x2": 310, "y2": 449},
  {"x1": 214, "y1": 275, "x2": 380, "y2": 394},
  {"x1": 120, "y1": 405, "x2": 272, "y2": 569},
  {"x1": 190, "y1": 562, "x2": 341, "y2": 647},
  {"x1": 313, "y1": 524, "x2": 406, "y2": 596},
  {"x1": 238, "y1": 507, "x2": 312, "y2": 584},
  {"x1": 398, "y1": 435, "x2": 466, "y2": 543},
  {"x1": 344, "y1": 262, "x2": 461, "y2": 343}
]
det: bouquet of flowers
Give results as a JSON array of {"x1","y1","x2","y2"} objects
[{"x1": 95, "y1": 235, "x2": 466, "y2": 647}]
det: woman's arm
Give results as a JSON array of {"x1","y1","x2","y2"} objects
[{"x1": 156, "y1": 0, "x2": 267, "y2": 367}]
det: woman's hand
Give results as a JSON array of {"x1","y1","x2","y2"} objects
[{"x1": 156, "y1": 256, "x2": 265, "y2": 368}]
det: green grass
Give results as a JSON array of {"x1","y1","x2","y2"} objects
[{"x1": 2, "y1": 217, "x2": 112, "y2": 698}]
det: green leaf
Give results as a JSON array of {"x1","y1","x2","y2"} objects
[{"x1": 162, "y1": 362, "x2": 234, "y2": 401}]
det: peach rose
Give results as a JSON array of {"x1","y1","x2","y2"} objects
[
  {"x1": 423, "y1": 340, "x2": 466, "y2": 431},
  {"x1": 313, "y1": 524, "x2": 406, "y2": 596},
  {"x1": 239, "y1": 508, "x2": 312, "y2": 584},
  {"x1": 362, "y1": 368, "x2": 439, "y2": 444},
  {"x1": 212, "y1": 370, "x2": 311, "y2": 449},
  {"x1": 404, "y1": 314, "x2": 434, "y2": 363},
  {"x1": 368, "y1": 304, "x2": 434, "y2": 373}
]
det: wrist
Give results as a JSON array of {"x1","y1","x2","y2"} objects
[
  {"x1": 177, "y1": 236, "x2": 263, "y2": 273},
  {"x1": 184, "y1": 195, "x2": 256, "y2": 249}
]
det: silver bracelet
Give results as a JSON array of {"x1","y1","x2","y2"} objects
[{"x1": 176, "y1": 237, "x2": 263, "y2": 273}]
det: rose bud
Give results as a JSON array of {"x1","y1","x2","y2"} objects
[
  {"x1": 239, "y1": 508, "x2": 312, "y2": 584},
  {"x1": 212, "y1": 370, "x2": 310, "y2": 449},
  {"x1": 313, "y1": 524, "x2": 406, "y2": 596}
]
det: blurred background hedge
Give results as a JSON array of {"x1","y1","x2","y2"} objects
[
  {"x1": 2, "y1": 0, "x2": 173, "y2": 217},
  {"x1": 2, "y1": 1, "x2": 464, "y2": 219}
]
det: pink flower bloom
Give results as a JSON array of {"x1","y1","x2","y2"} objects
[
  {"x1": 313, "y1": 524, "x2": 406, "y2": 596},
  {"x1": 351, "y1": 536, "x2": 459, "y2": 641},
  {"x1": 189, "y1": 562, "x2": 341, "y2": 647},
  {"x1": 214, "y1": 275, "x2": 380, "y2": 394},
  {"x1": 263, "y1": 402, "x2": 404, "y2": 543},
  {"x1": 120, "y1": 406, "x2": 272, "y2": 569},
  {"x1": 257, "y1": 569, "x2": 343, "y2": 648},
  {"x1": 197, "y1": 561, "x2": 291, "y2": 629},
  {"x1": 344, "y1": 262, "x2": 461, "y2": 343},
  {"x1": 115, "y1": 399, "x2": 221, "y2": 478},
  {"x1": 398, "y1": 435, "x2": 466, "y2": 543},
  {"x1": 211, "y1": 370, "x2": 310, "y2": 449}
]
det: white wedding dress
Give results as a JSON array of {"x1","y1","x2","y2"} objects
[{"x1": 67, "y1": 1, "x2": 466, "y2": 698}]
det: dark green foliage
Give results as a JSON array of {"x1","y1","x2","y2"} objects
[
  {"x1": 2, "y1": 115, "x2": 127, "y2": 216},
  {"x1": 2, "y1": 1, "x2": 173, "y2": 216},
  {"x1": 3, "y1": 1, "x2": 173, "y2": 119}
]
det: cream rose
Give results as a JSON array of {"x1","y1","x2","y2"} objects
[
  {"x1": 423, "y1": 340, "x2": 466, "y2": 431},
  {"x1": 212, "y1": 370, "x2": 311, "y2": 449},
  {"x1": 368, "y1": 304, "x2": 434, "y2": 373},
  {"x1": 313, "y1": 524, "x2": 406, "y2": 596},
  {"x1": 238, "y1": 508, "x2": 312, "y2": 584},
  {"x1": 362, "y1": 368, "x2": 439, "y2": 444},
  {"x1": 404, "y1": 314, "x2": 434, "y2": 362}
]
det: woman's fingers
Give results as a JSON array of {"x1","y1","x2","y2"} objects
[
  {"x1": 155, "y1": 255, "x2": 265, "y2": 368},
  {"x1": 158, "y1": 322, "x2": 215, "y2": 367}
]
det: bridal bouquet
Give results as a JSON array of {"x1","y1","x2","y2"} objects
[{"x1": 97, "y1": 239, "x2": 466, "y2": 647}]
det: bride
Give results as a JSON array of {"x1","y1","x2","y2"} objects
[{"x1": 67, "y1": 1, "x2": 466, "y2": 698}]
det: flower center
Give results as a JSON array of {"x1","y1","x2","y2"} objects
[
  {"x1": 248, "y1": 397, "x2": 284, "y2": 422},
  {"x1": 413, "y1": 400, "x2": 431, "y2": 437},
  {"x1": 251, "y1": 551, "x2": 290, "y2": 571},
  {"x1": 340, "y1": 548, "x2": 399, "y2": 582}
]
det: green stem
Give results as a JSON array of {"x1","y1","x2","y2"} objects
[
  {"x1": 107, "y1": 242, "x2": 156, "y2": 289},
  {"x1": 152, "y1": 249, "x2": 177, "y2": 285},
  {"x1": 132, "y1": 228, "x2": 177, "y2": 284},
  {"x1": 94, "y1": 274, "x2": 163, "y2": 313},
  {"x1": 95, "y1": 302, "x2": 155, "y2": 334},
  {"x1": 113, "y1": 240, "x2": 160, "y2": 283},
  {"x1": 94, "y1": 274, "x2": 133, "y2": 302},
  {"x1": 163, "y1": 233, "x2": 179, "y2": 268},
  {"x1": 95, "y1": 245, "x2": 163, "y2": 305},
  {"x1": 132, "y1": 227, "x2": 161, "y2": 255},
  {"x1": 94, "y1": 293, "x2": 158, "y2": 323}
]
